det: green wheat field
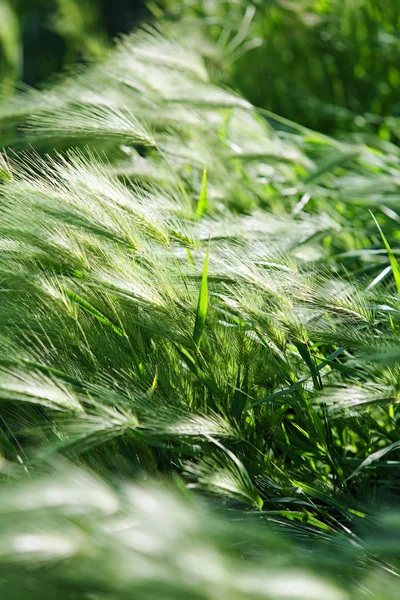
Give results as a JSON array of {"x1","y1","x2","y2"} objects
[{"x1": 0, "y1": 1, "x2": 400, "y2": 598}]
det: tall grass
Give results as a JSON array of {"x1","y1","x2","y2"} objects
[
  {"x1": 0, "y1": 6, "x2": 399, "y2": 599},
  {"x1": 0, "y1": 463, "x2": 399, "y2": 599}
]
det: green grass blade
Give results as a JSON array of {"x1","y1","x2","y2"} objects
[
  {"x1": 193, "y1": 242, "x2": 209, "y2": 349},
  {"x1": 63, "y1": 286, "x2": 126, "y2": 337},
  {"x1": 196, "y1": 167, "x2": 208, "y2": 218},
  {"x1": 250, "y1": 347, "x2": 345, "y2": 409},
  {"x1": 174, "y1": 343, "x2": 223, "y2": 399},
  {"x1": 294, "y1": 341, "x2": 322, "y2": 390},
  {"x1": 347, "y1": 440, "x2": 400, "y2": 481},
  {"x1": 231, "y1": 366, "x2": 249, "y2": 420},
  {"x1": 303, "y1": 149, "x2": 357, "y2": 184},
  {"x1": 371, "y1": 211, "x2": 400, "y2": 292}
]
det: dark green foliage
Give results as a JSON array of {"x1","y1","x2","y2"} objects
[
  {"x1": 158, "y1": 0, "x2": 400, "y2": 134},
  {"x1": 0, "y1": 0, "x2": 148, "y2": 87}
]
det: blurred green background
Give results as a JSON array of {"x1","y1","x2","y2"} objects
[
  {"x1": 0, "y1": 0, "x2": 148, "y2": 87},
  {"x1": 2, "y1": 0, "x2": 400, "y2": 136}
]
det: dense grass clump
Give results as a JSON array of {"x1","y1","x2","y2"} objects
[{"x1": 0, "y1": 7, "x2": 400, "y2": 599}]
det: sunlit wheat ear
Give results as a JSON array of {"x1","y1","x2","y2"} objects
[
  {"x1": 36, "y1": 411, "x2": 140, "y2": 458},
  {"x1": 116, "y1": 25, "x2": 210, "y2": 81},
  {"x1": 138, "y1": 403, "x2": 237, "y2": 441},
  {"x1": 0, "y1": 153, "x2": 195, "y2": 268},
  {"x1": 185, "y1": 440, "x2": 263, "y2": 510},
  {"x1": 0, "y1": 367, "x2": 83, "y2": 413},
  {"x1": 318, "y1": 382, "x2": 396, "y2": 416},
  {"x1": 0, "y1": 85, "x2": 59, "y2": 123},
  {"x1": 21, "y1": 150, "x2": 183, "y2": 246},
  {"x1": 0, "y1": 153, "x2": 12, "y2": 181},
  {"x1": 26, "y1": 103, "x2": 155, "y2": 146}
]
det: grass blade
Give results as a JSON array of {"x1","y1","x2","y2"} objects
[
  {"x1": 63, "y1": 287, "x2": 126, "y2": 338},
  {"x1": 231, "y1": 366, "x2": 249, "y2": 420},
  {"x1": 196, "y1": 167, "x2": 208, "y2": 219},
  {"x1": 193, "y1": 242, "x2": 209, "y2": 349},
  {"x1": 347, "y1": 440, "x2": 400, "y2": 481},
  {"x1": 371, "y1": 211, "x2": 400, "y2": 292}
]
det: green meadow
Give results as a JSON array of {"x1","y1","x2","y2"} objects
[{"x1": 0, "y1": 1, "x2": 400, "y2": 598}]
